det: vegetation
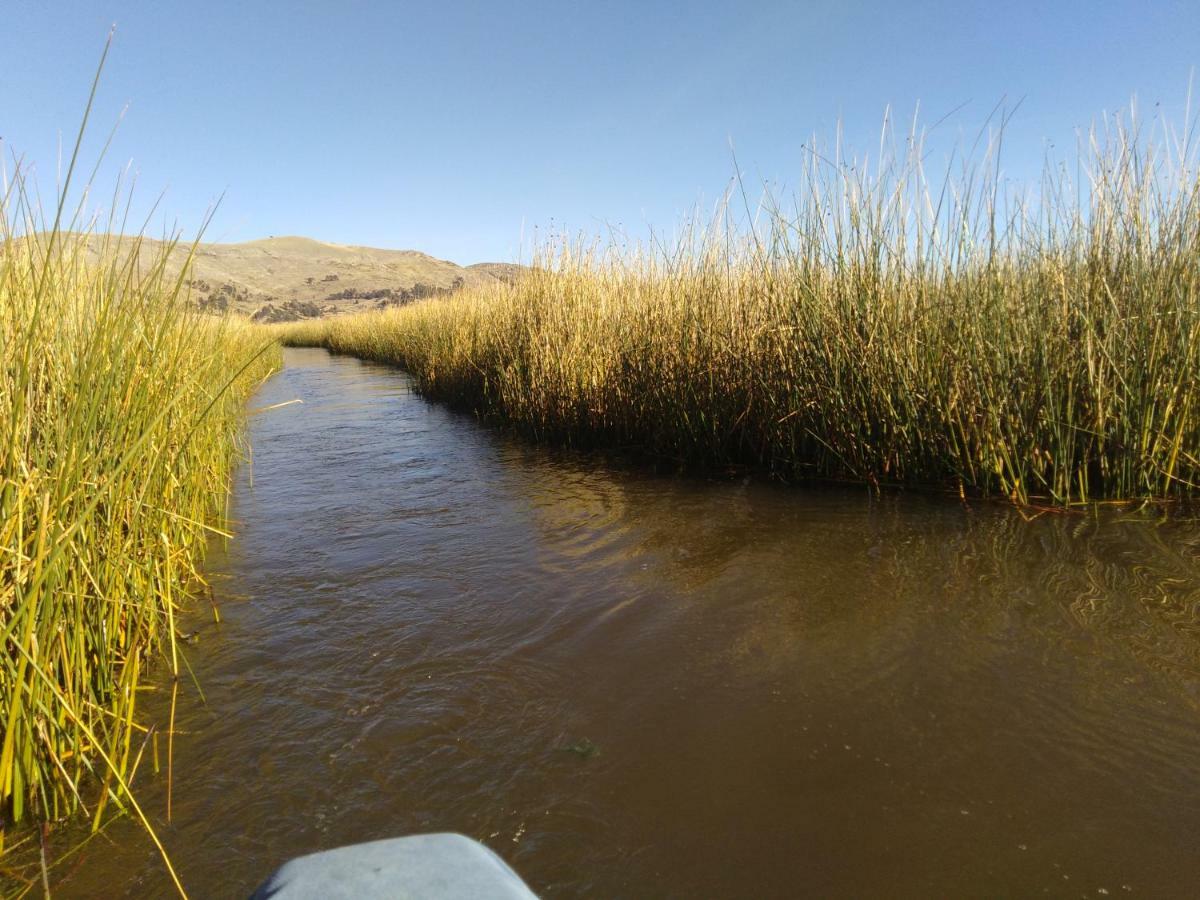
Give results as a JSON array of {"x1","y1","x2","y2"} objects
[
  {"x1": 0, "y1": 142, "x2": 278, "y2": 890},
  {"x1": 280, "y1": 110, "x2": 1200, "y2": 506}
]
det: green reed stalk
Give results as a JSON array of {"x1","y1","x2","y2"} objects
[{"x1": 0, "y1": 158, "x2": 279, "y2": 891}]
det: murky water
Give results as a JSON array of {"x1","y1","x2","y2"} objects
[{"x1": 60, "y1": 347, "x2": 1200, "y2": 898}]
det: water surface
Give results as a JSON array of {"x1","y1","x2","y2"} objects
[{"x1": 62, "y1": 348, "x2": 1200, "y2": 897}]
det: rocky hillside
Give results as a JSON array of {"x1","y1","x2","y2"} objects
[{"x1": 77, "y1": 234, "x2": 521, "y2": 321}]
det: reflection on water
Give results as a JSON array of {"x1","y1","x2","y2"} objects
[{"x1": 61, "y1": 348, "x2": 1200, "y2": 898}]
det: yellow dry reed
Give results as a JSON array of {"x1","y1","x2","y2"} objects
[{"x1": 280, "y1": 108, "x2": 1200, "y2": 506}]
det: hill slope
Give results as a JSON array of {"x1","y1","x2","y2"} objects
[{"x1": 78, "y1": 234, "x2": 519, "y2": 320}]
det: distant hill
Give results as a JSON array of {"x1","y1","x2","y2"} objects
[{"x1": 76, "y1": 234, "x2": 522, "y2": 321}]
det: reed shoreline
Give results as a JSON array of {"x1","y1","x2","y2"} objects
[
  {"x1": 0, "y1": 213, "x2": 279, "y2": 892},
  {"x1": 277, "y1": 114, "x2": 1200, "y2": 507}
]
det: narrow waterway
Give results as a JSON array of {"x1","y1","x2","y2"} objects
[{"x1": 63, "y1": 347, "x2": 1200, "y2": 897}]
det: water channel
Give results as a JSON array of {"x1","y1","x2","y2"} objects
[{"x1": 62, "y1": 347, "x2": 1200, "y2": 897}]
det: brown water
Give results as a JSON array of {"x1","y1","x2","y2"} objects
[{"x1": 59, "y1": 347, "x2": 1200, "y2": 898}]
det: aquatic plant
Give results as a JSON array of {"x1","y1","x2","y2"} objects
[
  {"x1": 0, "y1": 58, "x2": 278, "y2": 892},
  {"x1": 280, "y1": 103, "x2": 1200, "y2": 506}
]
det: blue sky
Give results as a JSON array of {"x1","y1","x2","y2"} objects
[{"x1": 3, "y1": 1, "x2": 1197, "y2": 263}]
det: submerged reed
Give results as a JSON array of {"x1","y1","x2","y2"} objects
[
  {"x1": 281, "y1": 107, "x2": 1200, "y2": 505},
  {"x1": 0, "y1": 160, "x2": 278, "y2": 885}
]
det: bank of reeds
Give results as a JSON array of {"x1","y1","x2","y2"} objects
[
  {"x1": 0, "y1": 165, "x2": 278, "y2": 885},
  {"x1": 281, "y1": 111, "x2": 1200, "y2": 505}
]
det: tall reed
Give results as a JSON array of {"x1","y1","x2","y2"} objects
[
  {"x1": 0, "y1": 160, "x2": 278, "y2": 885},
  {"x1": 281, "y1": 107, "x2": 1200, "y2": 505}
]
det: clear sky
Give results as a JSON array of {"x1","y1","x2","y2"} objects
[{"x1": 3, "y1": 1, "x2": 1197, "y2": 263}]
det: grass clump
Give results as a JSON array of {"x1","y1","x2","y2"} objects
[
  {"x1": 0, "y1": 162, "x2": 278, "y2": 886},
  {"x1": 280, "y1": 107, "x2": 1200, "y2": 505}
]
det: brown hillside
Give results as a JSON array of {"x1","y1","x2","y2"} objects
[{"x1": 76, "y1": 234, "x2": 520, "y2": 321}]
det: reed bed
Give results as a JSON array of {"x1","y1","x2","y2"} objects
[
  {"x1": 0, "y1": 170, "x2": 278, "y2": 885},
  {"x1": 281, "y1": 112, "x2": 1200, "y2": 505}
]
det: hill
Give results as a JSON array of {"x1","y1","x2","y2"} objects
[{"x1": 76, "y1": 234, "x2": 520, "y2": 321}]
